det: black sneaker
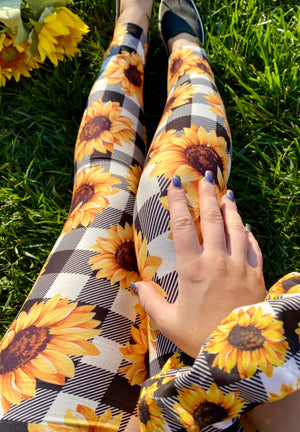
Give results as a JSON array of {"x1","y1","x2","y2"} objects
[{"x1": 159, "y1": 0, "x2": 205, "y2": 53}]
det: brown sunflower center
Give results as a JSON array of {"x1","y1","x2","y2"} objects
[
  {"x1": 282, "y1": 276, "x2": 300, "y2": 292},
  {"x1": 170, "y1": 58, "x2": 183, "y2": 75},
  {"x1": 115, "y1": 241, "x2": 138, "y2": 272},
  {"x1": 0, "y1": 326, "x2": 51, "y2": 374},
  {"x1": 184, "y1": 144, "x2": 222, "y2": 181},
  {"x1": 138, "y1": 398, "x2": 151, "y2": 425},
  {"x1": 81, "y1": 115, "x2": 112, "y2": 141},
  {"x1": 124, "y1": 64, "x2": 143, "y2": 87},
  {"x1": 70, "y1": 183, "x2": 95, "y2": 213},
  {"x1": 194, "y1": 401, "x2": 228, "y2": 428},
  {"x1": 228, "y1": 324, "x2": 265, "y2": 351},
  {"x1": 0, "y1": 46, "x2": 19, "y2": 67},
  {"x1": 197, "y1": 61, "x2": 211, "y2": 76}
]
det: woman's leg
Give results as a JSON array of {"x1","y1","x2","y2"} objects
[
  {"x1": 0, "y1": 3, "x2": 152, "y2": 430},
  {"x1": 134, "y1": 33, "x2": 232, "y2": 374}
]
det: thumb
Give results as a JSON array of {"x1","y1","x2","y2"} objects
[{"x1": 132, "y1": 281, "x2": 171, "y2": 331}]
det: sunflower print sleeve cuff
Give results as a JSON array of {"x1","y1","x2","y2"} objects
[{"x1": 138, "y1": 272, "x2": 300, "y2": 431}]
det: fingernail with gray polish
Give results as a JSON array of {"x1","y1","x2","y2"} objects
[
  {"x1": 130, "y1": 282, "x2": 139, "y2": 295},
  {"x1": 205, "y1": 170, "x2": 214, "y2": 184},
  {"x1": 173, "y1": 175, "x2": 181, "y2": 188},
  {"x1": 226, "y1": 190, "x2": 235, "y2": 202},
  {"x1": 245, "y1": 223, "x2": 251, "y2": 232}
]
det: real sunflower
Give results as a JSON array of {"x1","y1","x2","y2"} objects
[
  {"x1": 125, "y1": 164, "x2": 143, "y2": 195},
  {"x1": 28, "y1": 405, "x2": 123, "y2": 432},
  {"x1": 0, "y1": 33, "x2": 39, "y2": 86},
  {"x1": 89, "y1": 222, "x2": 139, "y2": 290},
  {"x1": 75, "y1": 98, "x2": 134, "y2": 162},
  {"x1": 173, "y1": 382, "x2": 245, "y2": 431},
  {"x1": 205, "y1": 306, "x2": 289, "y2": 379},
  {"x1": 138, "y1": 382, "x2": 166, "y2": 432},
  {"x1": 36, "y1": 7, "x2": 89, "y2": 66},
  {"x1": 0, "y1": 294, "x2": 101, "y2": 414},
  {"x1": 119, "y1": 322, "x2": 148, "y2": 385},
  {"x1": 63, "y1": 166, "x2": 121, "y2": 234},
  {"x1": 54, "y1": 7, "x2": 89, "y2": 60},
  {"x1": 103, "y1": 50, "x2": 144, "y2": 105}
]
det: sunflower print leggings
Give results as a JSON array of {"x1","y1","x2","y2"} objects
[{"x1": 1, "y1": 23, "x2": 300, "y2": 432}]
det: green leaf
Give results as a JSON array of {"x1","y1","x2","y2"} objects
[
  {"x1": 28, "y1": 27, "x2": 40, "y2": 58},
  {"x1": 15, "y1": 18, "x2": 29, "y2": 44},
  {"x1": 0, "y1": 0, "x2": 22, "y2": 32},
  {"x1": 25, "y1": 0, "x2": 70, "y2": 19}
]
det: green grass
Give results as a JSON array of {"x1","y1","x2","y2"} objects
[{"x1": 0, "y1": 0, "x2": 299, "y2": 337}]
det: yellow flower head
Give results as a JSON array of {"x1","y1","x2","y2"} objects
[
  {"x1": 149, "y1": 125, "x2": 229, "y2": 202},
  {"x1": 0, "y1": 33, "x2": 40, "y2": 86},
  {"x1": 63, "y1": 166, "x2": 121, "y2": 234},
  {"x1": 173, "y1": 383, "x2": 245, "y2": 431},
  {"x1": 266, "y1": 272, "x2": 300, "y2": 300},
  {"x1": 103, "y1": 50, "x2": 144, "y2": 105},
  {"x1": 89, "y1": 223, "x2": 139, "y2": 290},
  {"x1": 0, "y1": 294, "x2": 100, "y2": 414},
  {"x1": 205, "y1": 306, "x2": 289, "y2": 379},
  {"x1": 168, "y1": 47, "x2": 200, "y2": 91},
  {"x1": 37, "y1": 7, "x2": 89, "y2": 66},
  {"x1": 139, "y1": 383, "x2": 166, "y2": 432},
  {"x1": 75, "y1": 98, "x2": 134, "y2": 162}
]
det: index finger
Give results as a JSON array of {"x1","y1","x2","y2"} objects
[
  {"x1": 199, "y1": 173, "x2": 226, "y2": 253},
  {"x1": 168, "y1": 176, "x2": 202, "y2": 260}
]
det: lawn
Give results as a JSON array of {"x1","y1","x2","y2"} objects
[{"x1": 0, "y1": 0, "x2": 299, "y2": 337}]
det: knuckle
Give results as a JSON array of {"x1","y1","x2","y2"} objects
[
  {"x1": 201, "y1": 208, "x2": 223, "y2": 224},
  {"x1": 170, "y1": 192, "x2": 187, "y2": 205},
  {"x1": 171, "y1": 214, "x2": 194, "y2": 231},
  {"x1": 230, "y1": 222, "x2": 247, "y2": 233},
  {"x1": 184, "y1": 257, "x2": 203, "y2": 281}
]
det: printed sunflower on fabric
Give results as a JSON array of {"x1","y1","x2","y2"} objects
[{"x1": 0, "y1": 0, "x2": 89, "y2": 86}]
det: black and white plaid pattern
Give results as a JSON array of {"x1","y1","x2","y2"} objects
[
  {"x1": 134, "y1": 45, "x2": 232, "y2": 376},
  {"x1": 0, "y1": 23, "x2": 147, "y2": 431}
]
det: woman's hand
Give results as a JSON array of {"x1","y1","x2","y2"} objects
[{"x1": 134, "y1": 172, "x2": 266, "y2": 358}]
